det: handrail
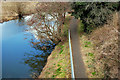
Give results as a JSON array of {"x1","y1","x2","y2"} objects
[{"x1": 68, "y1": 29, "x2": 75, "y2": 80}]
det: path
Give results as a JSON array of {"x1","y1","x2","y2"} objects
[{"x1": 70, "y1": 17, "x2": 87, "y2": 78}]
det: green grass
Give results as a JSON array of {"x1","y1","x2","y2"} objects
[
  {"x1": 78, "y1": 20, "x2": 85, "y2": 34},
  {"x1": 84, "y1": 41, "x2": 92, "y2": 48},
  {"x1": 59, "y1": 50, "x2": 63, "y2": 54},
  {"x1": 39, "y1": 41, "x2": 71, "y2": 78},
  {"x1": 92, "y1": 72, "x2": 96, "y2": 76},
  {"x1": 79, "y1": 36, "x2": 101, "y2": 78},
  {"x1": 39, "y1": 17, "x2": 71, "y2": 78},
  {"x1": 57, "y1": 64, "x2": 60, "y2": 67},
  {"x1": 87, "y1": 53, "x2": 94, "y2": 57},
  {"x1": 61, "y1": 17, "x2": 71, "y2": 38}
]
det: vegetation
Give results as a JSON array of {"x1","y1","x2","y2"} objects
[
  {"x1": 71, "y1": 2, "x2": 119, "y2": 33},
  {"x1": 23, "y1": 16, "x2": 71, "y2": 78},
  {"x1": 37, "y1": 11, "x2": 119, "y2": 78},
  {"x1": 79, "y1": 12, "x2": 119, "y2": 78},
  {"x1": 38, "y1": 42, "x2": 71, "y2": 78},
  {"x1": 71, "y1": 2, "x2": 119, "y2": 78},
  {"x1": 1, "y1": 2, "x2": 119, "y2": 79},
  {"x1": 27, "y1": 2, "x2": 71, "y2": 44}
]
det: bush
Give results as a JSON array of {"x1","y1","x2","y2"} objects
[{"x1": 71, "y1": 2, "x2": 119, "y2": 33}]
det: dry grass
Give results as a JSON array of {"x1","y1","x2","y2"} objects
[
  {"x1": 80, "y1": 12, "x2": 119, "y2": 78},
  {"x1": 38, "y1": 16, "x2": 72, "y2": 78},
  {"x1": 38, "y1": 41, "x2": 71, "y2": 78}
]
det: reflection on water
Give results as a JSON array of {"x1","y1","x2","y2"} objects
[
  {"x1": 23, "y1": 40, "x2": 55, "y2": 78},
  {"x1": 2, "y1": 19, "x2": 55, "y2": 78}
]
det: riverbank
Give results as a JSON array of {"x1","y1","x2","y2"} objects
[
  {"x1": 38, "y1": 15, "x2": 72, "y2": 78},
  {"x1": 38, "y1": 41, "x2": 71, "y2": 78},
  {"x1": 0, "y1": 2, "x2": 38, "y2": 23},
  {"x1": 38, "y1": 12, "x2": 119, "y2": 78}
]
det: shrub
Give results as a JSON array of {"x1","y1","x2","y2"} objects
[{"x1": 71, "y1": 2, "x2": 119, "y2": 33}]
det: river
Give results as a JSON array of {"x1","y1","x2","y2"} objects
[{"x1": 1, "y1": 17, "x2": 55, "y2": 79}]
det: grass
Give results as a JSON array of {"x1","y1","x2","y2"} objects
[
  {"x1": 39, "y1": 12, "x2": 118, "y2": 79},
  {"x1": 39, "y1": 41, "x2": 71, "y2": 78},
  {"x1": 80, "y1": 34, "x2": 104, "y2": 78},
  {"x1": 79, "y1": 12, "x2": 119, "y2": 78},
  {"x1": 60, "y1": 16, "x2": 71, "y2": 42},
  {"x1": 78, "y1": 19, "x2": 85, "y2": 34}
]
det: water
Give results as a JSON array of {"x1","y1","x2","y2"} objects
[
  {"x1": 1, "y1": 19, "x2": 55, "y2": 78},
  {"x1": 1, "y1": 20, "x2": 34, "y2": 78}
]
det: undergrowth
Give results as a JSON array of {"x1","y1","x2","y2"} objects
[{"x1": 79, "y1": 12, "x2": 119, "y2": 78}]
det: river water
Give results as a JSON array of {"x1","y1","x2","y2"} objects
[{"x1": 1, "y1": 18, "x2": 55, "y2": 78}]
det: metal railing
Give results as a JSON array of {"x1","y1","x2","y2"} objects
[{"x1": 68, "y1": 29, "x2": 75, "y2": 80}]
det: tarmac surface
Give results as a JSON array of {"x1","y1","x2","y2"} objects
[{"x1": 70, "y1": 17, "x2": 87, "y2": 78}]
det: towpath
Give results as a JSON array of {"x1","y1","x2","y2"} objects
[{"x1": 69, "y1": 17, "x2": 87, "y2": 78}]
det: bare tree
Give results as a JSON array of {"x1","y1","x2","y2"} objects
[{"x1": 27, "y1": 2, "x2": 71, "y2": 44}]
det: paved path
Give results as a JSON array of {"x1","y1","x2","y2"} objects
[{"x1": 70, "y1": 17, "x2": 87, "y2": 78}]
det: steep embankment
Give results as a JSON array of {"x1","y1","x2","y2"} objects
[
  {"x1": 39, "y1": 42, "x2": 71, "y2": 78},
  {"x1": 79, "y1": 12, "x2": 119, "y2": 78},
  {"x1": 38, "y1": 16, "x2": 71, "y2": 78}
]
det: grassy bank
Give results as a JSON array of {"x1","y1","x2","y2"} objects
[
  {"x1": 38, "y1": 41, "x2": 71, "y2": 78},
  {"x1": 79, "y1": 12, "x2": 119, "y2": 78},
  {"x1": 38, "y1": 16, "x2": 72, "y2": 78}
]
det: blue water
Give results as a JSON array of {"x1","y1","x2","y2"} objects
[{"x1": 1, "y1": 20, "x2": 40, "y2": 78}]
